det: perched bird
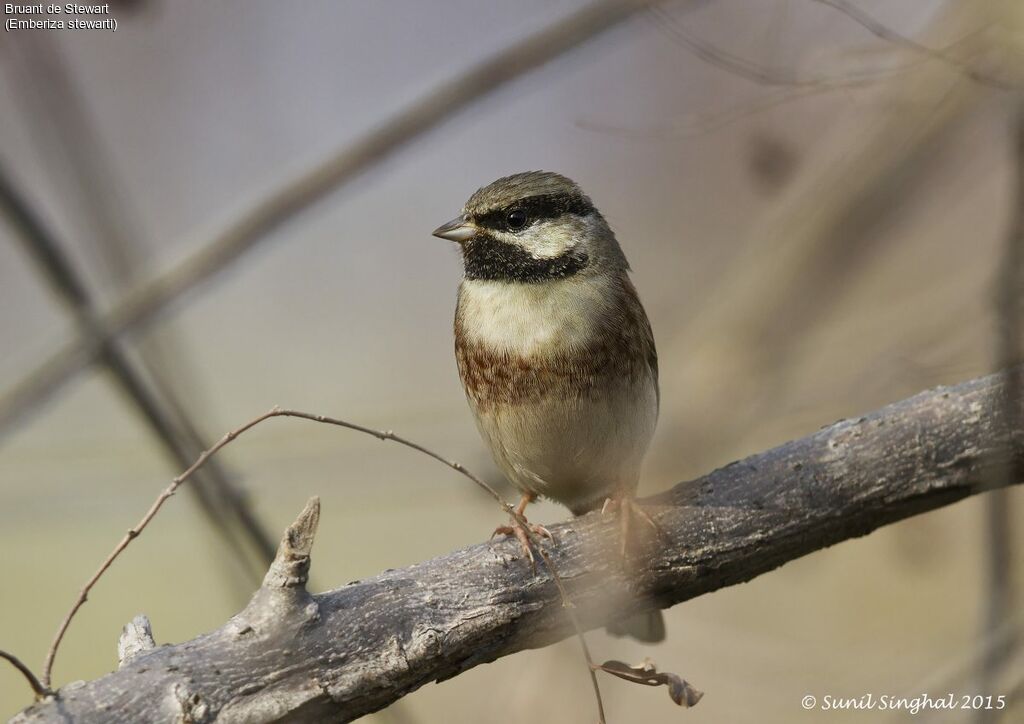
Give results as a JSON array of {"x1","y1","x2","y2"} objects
[{"x1": 433, "y1": 171, "x2": 664, "y2": 642}]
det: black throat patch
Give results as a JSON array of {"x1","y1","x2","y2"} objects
[
  {"x1": 462, "y1": 234, "x2": 588, "y2": 283},
  {"x1": 463, "y1": 190, "x2": 593, "y2": 283}
]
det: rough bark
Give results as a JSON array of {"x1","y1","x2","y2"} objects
[{"x1": 12, "y1": 370, "x2": 1023, "y2": 723}]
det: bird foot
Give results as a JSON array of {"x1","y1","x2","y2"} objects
[
  {"x1": 601, "y1": 495, "x2": 667, "y2": 558},
  {"x1": 492, "y1": 515, "x2": 554, "y2": 568}
]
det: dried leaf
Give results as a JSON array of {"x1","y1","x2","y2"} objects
[{"x1": 595, "y1": 659, "x2": 704, "y2": 708}]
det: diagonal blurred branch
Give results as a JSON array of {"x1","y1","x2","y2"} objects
[
  {"x1": 0, "y1": 0, "x2": 668, "y2": 439},
  {"x1": 0, "y1": 165, "x2": 274, "y2": 583},
  {"x1": 5, "y1": 33, "x2": 282, "y2": 587}
]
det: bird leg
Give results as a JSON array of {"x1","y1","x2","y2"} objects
[
  {"x1": 601, "y1": 492, "x2": 666, "y2": 558},
  {"x1": 492, "y1": 493, "x2": 554, "y2": 567}
]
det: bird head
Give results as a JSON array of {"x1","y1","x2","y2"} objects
[{"x1": 432, "y1": 171, "x2": 628, "y2": 283}]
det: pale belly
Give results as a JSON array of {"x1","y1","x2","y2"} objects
[{"x1": 472, "y1": 375, "x2": 658, "y2": 514}]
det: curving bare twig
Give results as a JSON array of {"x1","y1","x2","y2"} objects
[
  {"x1": 0, "y1": 650, "x2": 50, "y2": 701},
  {"x1": 650, "y1": 2, "x2": 1016, "y2": 91},
  {"x1": 649, "y1": 5, "x2": 921, "y2": 87}
]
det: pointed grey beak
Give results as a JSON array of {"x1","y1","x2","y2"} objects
[{"x1": 432, "y1": 216, "x2": 477, "y2": 243}]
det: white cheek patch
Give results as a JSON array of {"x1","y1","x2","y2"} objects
[{"x1": 492, "y1": 218, "x2": 584, "y2": 260}]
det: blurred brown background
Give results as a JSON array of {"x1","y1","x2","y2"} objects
[{"x1": 1, "y1": 0, "x2": 1023, "y2": 721}]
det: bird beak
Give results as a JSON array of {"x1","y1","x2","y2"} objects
[{"x1": 432, "y1": 216, "x2": 477, "y2": 243}]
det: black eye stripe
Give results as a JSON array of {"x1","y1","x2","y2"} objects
[{"x1": 475, "y1": 192, "x2": 594, "y2": 231}]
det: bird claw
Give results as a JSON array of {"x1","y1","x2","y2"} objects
[
  {"x1": 492, "y1": 517, "x2": 554, "y2": 569},
  {"x1": 601, "y1": 495, "x2": 667, "y2": 558}
]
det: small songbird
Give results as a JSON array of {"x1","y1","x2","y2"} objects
[{"x1": 433, "y1": 171, "x2": 664, "y2": 642}]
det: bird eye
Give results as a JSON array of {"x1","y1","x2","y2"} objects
[{"x1": 506, "y1": 209, "x2": 528, "y2": 230}]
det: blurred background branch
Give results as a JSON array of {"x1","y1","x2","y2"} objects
[
  {"x1": 4, "y1": 34, "x2": 279, "y2": 585},
  {"x1": 0, "y1": 164, "x2": 273, "y2": 582}
]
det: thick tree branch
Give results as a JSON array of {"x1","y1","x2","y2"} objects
[{"x1": 11, "y1": 370, "x2": 1023, "y2": 723}]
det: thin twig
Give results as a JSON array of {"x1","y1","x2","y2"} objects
[
  {"x1": 652, "y1": 3, "x2": 1015, "y2": 91},
  {"x1": 535, "y1": 545, "x2": 606, "y2": 724},
  {"x1": 649, "y1": 5, "x2": 917, "y2": 88},
  {"x1": 41, "y1": 407, "x2": 608, "y2": 724},
  {"x1": 267, "y1": 410, "x2": 510, "y2": 509},
  {"x1": 581, "y1": 21, "x2": 1000, "y2": 141},
  {"x1": 0, "y1": 649, "x2": 50, "y2": 700},
  {"x1": 810, "y1": 0, "x2": 1014, "y2": 90},
  {"x1": 41, "y1": 408, "x2": 282, "y2": 688}
]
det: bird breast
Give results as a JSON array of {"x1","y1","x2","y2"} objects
[
  {"x1": 454, "y1": 273, "x2": 658, "y2": 510},
  {"x1": 454, "y1": 274, "x2": 657, "y2": 409}
]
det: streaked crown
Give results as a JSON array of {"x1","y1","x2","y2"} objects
[{"x1": 464, "y1": 171, "x2": 593, "y2": 219}]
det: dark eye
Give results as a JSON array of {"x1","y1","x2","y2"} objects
[{"x1": 506, "y1": 209, "x2": 528, "y2": 230}]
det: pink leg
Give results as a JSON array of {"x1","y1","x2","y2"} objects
[{"x1": 492, "y1": 493, "x2": 554, "y2": 567}]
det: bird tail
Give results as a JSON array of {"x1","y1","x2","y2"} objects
[{"x1": 605, "y1": 609, "x2": 666, "y2": 643}]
